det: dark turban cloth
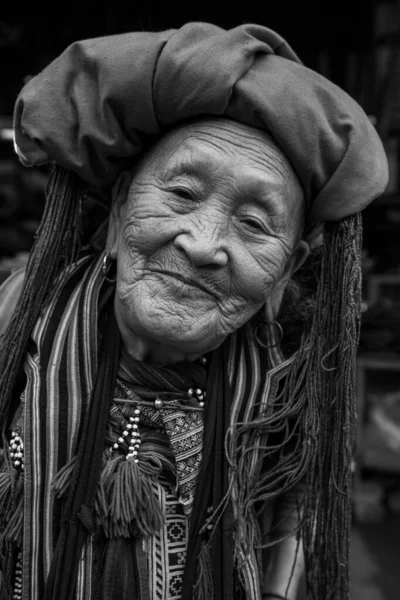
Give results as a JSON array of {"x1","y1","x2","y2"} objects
[{"x1": 13, "y1": 22, "x2": 388, "y2": 221}]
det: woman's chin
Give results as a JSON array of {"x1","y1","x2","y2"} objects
[{"x1": 116, "y1": 293, "x2": 244, "y2": 359}]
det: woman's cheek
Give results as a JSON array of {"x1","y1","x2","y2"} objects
[
  {"x1": 234, "y1": 248, "x2": 286, "y2": 303},
  {"x1": 122, "y1": 211, "x2": 179, "y2": 256}
]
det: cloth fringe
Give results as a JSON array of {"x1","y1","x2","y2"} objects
[
  {"x1": 0, "y1": 164, "x2": 82, "y2": 444},
  {"x1": 52, "y1": 456, "x2": 78, "y2": 498},
  {"x1": 300, "y1": 214, "x2": 362, "y2": 600},
  {"x1": 52, "y1": 447, "x2": 165, "y2": 538},
  {"x1": 95, "y1": 454, "x2": 164, "y2": 538},
  {"x1": 0, "y1": 458, "x2": 24, "y2": 546},
  {"x1": 192, "y1": 543, "x2": 214, "y2": 600},
  {"x1": 0, "y1": 471, "x2": 12, "y2": 527}
]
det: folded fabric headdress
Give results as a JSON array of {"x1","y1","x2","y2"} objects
[
  {"x1": 14, "y1": 22, "x2": 388, "y2": 220},
  {"x1": 1, "y1": 21, "x2": 389, "y2": 600}
]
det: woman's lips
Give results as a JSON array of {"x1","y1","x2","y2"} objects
[{"x1": 149, "y1": 269, "x2": 219, "y2": 299}]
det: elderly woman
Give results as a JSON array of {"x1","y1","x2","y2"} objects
[{"x1": 0, "y1": 22, "x2": 388, "y2": 600}]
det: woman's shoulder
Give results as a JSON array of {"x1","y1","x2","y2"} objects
[{"x1": 0, "y1": 268, "x2": 25, "y2": 336}]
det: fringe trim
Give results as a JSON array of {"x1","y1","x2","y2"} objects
[
  {"x1": 0, "y1": 465, "x2": 24, "y2": 548},
  {"x1": 0, "y1": 165, "x2": 83, "y2": 444},
  {"x1": 52, "y1": 456, "x2": 77, "y2": 498},
  {"x1": 97, "y1": 455, "x2": 165, "y2": 538},
  {"x1": 301, "y1": 215, "x2": 362, "y2": 600},
  {"x1": 52, "y1": 451, "x2": 165, "y2": 539},
  {"x1": 193, "y1": 543, "x2": 214, "y2": 600},
  {"x1": 0, "y1": 471, "x2": 12, "y2": 526}
]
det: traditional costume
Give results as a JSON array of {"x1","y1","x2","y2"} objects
[{"x1": 0, "y1": 22, "x2": 388, "y2": 600}]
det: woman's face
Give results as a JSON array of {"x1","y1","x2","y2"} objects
[{"x1": 109, "y1": 118, "x2": 306, "y2": 360}]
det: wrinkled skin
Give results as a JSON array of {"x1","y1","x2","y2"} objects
[{"x1": 107, "y1": 118, "x2": 308, "y2": 366}]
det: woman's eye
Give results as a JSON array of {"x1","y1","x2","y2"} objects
[
  {"x1": 172, "y1": 188, "x2": 194, "y2": 201},
  {"x1": 241, "y1": 217, "x2": 267, "y2": 233}
]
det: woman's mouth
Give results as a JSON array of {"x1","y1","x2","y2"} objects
[{"x1": 149, "y1": 269, "x2": 219, "y2": 300}]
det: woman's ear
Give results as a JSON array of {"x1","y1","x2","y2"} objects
[
  {"x1": 286, "y1": 239, "x2": 311, "y2": 278},
  {"x1": 266, "y1": 240, "x2": 311, "y2": 318},
  {"x1": 106, "y1": 170, "x2": 133, "y2": 258}
]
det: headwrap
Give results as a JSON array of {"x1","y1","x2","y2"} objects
[
  {"x1": 13, "y1": 22, "x2": 387, "y2": 220},
  {"x1": 0, "y1": 21, "x2": 389, "y2": 600}
]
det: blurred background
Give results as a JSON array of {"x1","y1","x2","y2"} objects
[{"x1": 1, "y1": 1, "x2": 400, "y2": 597}]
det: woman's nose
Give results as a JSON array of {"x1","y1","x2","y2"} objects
[{"x1": 173, "y1": 222, "x2": 229, "y2": 268}]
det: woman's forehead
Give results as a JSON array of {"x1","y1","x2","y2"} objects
[
  {"x1": 142, "y1": 120, "x2": 297, "y2": 182},
  {"x1": 148, "y1": 118, "x2": 293, "y2": 172}
]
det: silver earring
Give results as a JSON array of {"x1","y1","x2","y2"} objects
[
  {"x1": 255, "y1": 320, "x2": 283, "y2": 348},
  {"x1": 102, "y1": 253, "x2": 117, "y2": 283}
]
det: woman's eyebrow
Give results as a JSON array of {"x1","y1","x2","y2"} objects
[
  {"x1": 237, "y1": 174, "x2": 289, "y2": 217},
  {"x1": 162, "y1": 154, "x2": 215, "y2": 178}
]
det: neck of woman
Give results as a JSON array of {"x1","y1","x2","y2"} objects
[
  {"x1": 123, "y1": 336, "x2": 203, "y2": 367},
  {"x1": 115, "y1": 315, "x2": 204, "y2": 368}
]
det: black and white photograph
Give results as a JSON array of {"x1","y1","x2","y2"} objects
[{"x1": 0, "y1": 2, "x2": 399, "y2": 599}]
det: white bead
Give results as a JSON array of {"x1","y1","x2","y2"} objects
[
  {"x1": 134, "y1": 409, "x2": 140, "y2": 415},
  {"x1": 199, "y1": 402, "x2": 205, "y2": 408},
  {"x1": 122, "y1": 430, "x2": 128, "y2": 436},
  {"x1": 118, "y1": 437, "x2": 124, "y2": 443},
  {"x1": 113, "y1": 443, "x2": 119, "y2": 449},
  {"x1": 14, "y1": 460, "x2": 21, "y2": 466}
]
